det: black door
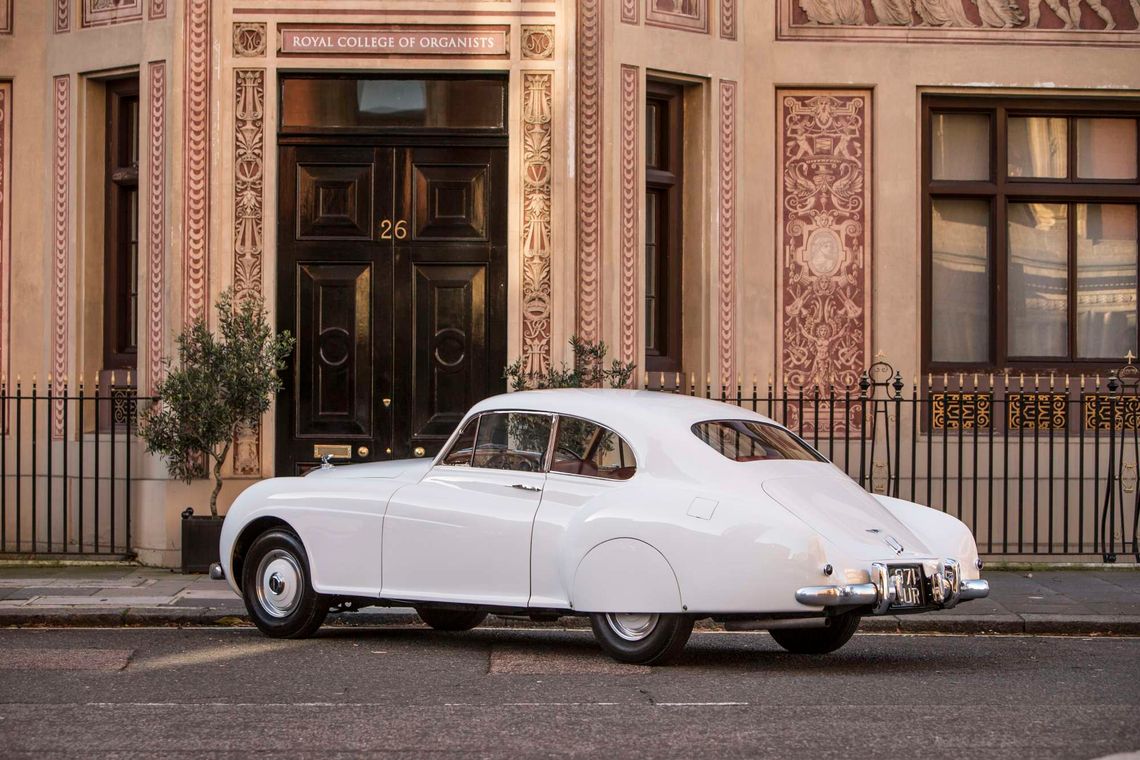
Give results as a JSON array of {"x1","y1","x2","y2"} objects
[{"x1": 276, "y1": 143, "x2": 507, "y2": 474}]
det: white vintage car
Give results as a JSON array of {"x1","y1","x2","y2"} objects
[{"x1": 215, "y1": 389, "x2": 988, "y2": 664}]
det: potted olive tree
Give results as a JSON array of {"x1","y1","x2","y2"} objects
[{"x1": 140, "y1": 289, "x2": 294, "y2": 573}]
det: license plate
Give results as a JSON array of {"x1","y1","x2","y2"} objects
[{"x1": 889, "y1": 565, "x2": 925, "y2": 608}]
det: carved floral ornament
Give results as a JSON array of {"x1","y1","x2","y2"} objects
[{"x1": 793, "y1": 0, "x2": 1140, "y2": 29}]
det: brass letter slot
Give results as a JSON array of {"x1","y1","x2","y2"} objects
[{"x1": 313, "y1": 444, "x2": 352, "y2": 460}]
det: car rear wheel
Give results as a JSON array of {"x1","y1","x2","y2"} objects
[
  {"x1": 415, "y1": 607, "x2": 488, "y2": 631},
  {"x1": 768, "y1": 613, "x2": 861, "y2": 654},
  {"x1": 589, "y1": 612, "x2": 693, "y2": 665},
  {"x1": 241, "y1": 529, "x2": 328, "y2": 638}
]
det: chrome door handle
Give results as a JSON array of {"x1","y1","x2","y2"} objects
[{"x1": 510, "y1": 484, "x2": 542, "y2": 492}]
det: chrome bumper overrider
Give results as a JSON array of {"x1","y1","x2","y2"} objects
[
  {"x1": 795, "y1": 559, "x2": 989, "y2": 615},
  {"x1": 209, "y1": 562, "x2": 225, "y2": 581}
]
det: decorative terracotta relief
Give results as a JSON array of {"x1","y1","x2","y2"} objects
[
  {"x1": 81, "y1": 0, "x2": 142, "y2": 28},
  {"x1": 148, "y1": 0, "x2": 165, "y2": 20},
  {"x1": 777, "y1": 90, "x2": 872, "y2": 432},
  {"x1": 146, "y1": 61, "x2": 166, "y2": 396},
  {"x1": 233, "y1": 23, "x2": 267, "y2": 57},
  {"x1": 781, "y1": 0, "x2": 1140, "y2": 43},
  {"x1": 622, "y1": 0, "x2": 640, "y2": 24},
  {"x1": 521, "y1": 25, "x2": 554, "y2": 59},
  {"x1": 55, "y1": 0, "x2": 70, "y2": 33},
  {"x1": 577, "y1": 0, "x2": 603, "y2": 343},
  {"x1": 646, "y1": 0, "x2": 709, "y2": 33},
  {"x1": 182, "y1": 0, "x2": 211, "y2": 327},
  {"x1": 232, "y1": 69, "x2": 266, "y2": 476},
  {"x1": 721, "y1": 0, "x2": 738, "y2": 38},
  {"x1": 521, "y1": 72, "x2": 554, "y2": 375},
  {"x1": 52, "y1": 76, "x2": 70, "y2": 438},
  {"x1": 619, "y1": 66, "x2": 639, "y2": 371},
  {"x1": 0, "y1": 1, "x2": 12, "y2": 34},
  {"x1": 0, "y1": 83, "x2": 8, "y2": 385},
  {"x1": 718, "y1": 80, "x2": 738, "y2": 387}
]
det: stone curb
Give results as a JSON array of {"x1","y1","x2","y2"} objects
[{"x1": 2, "y1": 608, "x2": 1139, "y2": 636}]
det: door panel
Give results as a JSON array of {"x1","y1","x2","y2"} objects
[
  {"x1": 296, "y1": 163, "x2": 375, "y2": 240},
  {"x1": 412, "y1": 264, "x2": 487, "y2": 440},
  {"x1": 381, "y1": 468, "x2": 545, "y2": 606},
  {"x1": 412, "y1": 163, "x2": 489, "y2": 240},
  {"x1": 295, "y1": 263, "x2": 373, "y2": 438}
]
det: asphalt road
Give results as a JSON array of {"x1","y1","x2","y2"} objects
[{"x1": 0, "y1": 626, "x2": 1137, "y2": 759}]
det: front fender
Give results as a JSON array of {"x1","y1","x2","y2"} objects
[{"x1": 571, "y1": 538, "x2": 683, "y2": 613}]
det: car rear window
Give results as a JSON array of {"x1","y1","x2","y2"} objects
[{"x1": 692, "y1": 420, "x2": 824, "y2": 463}]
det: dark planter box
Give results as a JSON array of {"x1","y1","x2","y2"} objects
[{"x1": 181, "y1": 514, "x2": 224, "y2": 574}]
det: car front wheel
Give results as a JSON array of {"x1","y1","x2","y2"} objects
[
  {"x1": 241, "y1": 529, "x2": 328, "y2": 638},
  {"x1": 768, "y1": 612, "x2": 861, "y2": 655},
  {"x1": 589, "y1": 612, "x2": 693, "y2": 665}
]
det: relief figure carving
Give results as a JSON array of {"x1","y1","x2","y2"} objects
[
  {"x1": 799, "y1": 0, "x2": 867, "y2": 24},
  {"x1": 871, "y1": 0, "x2": 916, "y2": 23},
  {"x1": 915, "y1": 0, "x2": 975, "y2": 24},
  {"x1": 973, "y1": 0, "x2": 1025, "y2": 27}
]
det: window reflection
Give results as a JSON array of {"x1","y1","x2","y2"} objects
[{"x1": 282, "y1": 77, "x2": 506, "y2": 130}]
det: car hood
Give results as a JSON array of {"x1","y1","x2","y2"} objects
[
  {"x1": 304, "y1": 458, "x2": 434, "y2": 481},
  {"x1": 760, "y1": 466, "x2": 932, "y2": 561}
]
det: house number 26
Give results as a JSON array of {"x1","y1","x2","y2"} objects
[{"x1": 379, "y1": 219, "x2": 409, "y2": 240}]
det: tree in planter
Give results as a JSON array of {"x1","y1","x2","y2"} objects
[
  {"x1": 140, "y1": 290, "x2": 294, "y2": 517},
  {"x1": 503, "y1": 336, "x2": 636, "y2": 456}
]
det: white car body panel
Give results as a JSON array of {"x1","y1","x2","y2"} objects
[{"x1": 218, "y1": 389, "x2": 986, "y2": 617}]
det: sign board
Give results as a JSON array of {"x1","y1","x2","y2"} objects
[{"x1": 279, "y1": 25, "x2": 510, "y2": 57}]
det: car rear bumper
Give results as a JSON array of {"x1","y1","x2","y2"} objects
[{"x1": 795, "y1": 559, "x2": 989, "y2": 614}]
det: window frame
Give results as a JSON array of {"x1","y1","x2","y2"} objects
[
  {"x1": 645, "y1": 79, "x2": 685, "y2": 374},
  {"x1": 437, "y1": 411, "x2": 638, "y2": 481},
  {"x1": 549, "y1": 413, "x2": 638, "y2": 482},
  {"x1": 922, "y1": 95, "x2": 1140, "y2": 374},
  {"x1": 103, "y1": 76, "x2": 140, "y2": 371}
]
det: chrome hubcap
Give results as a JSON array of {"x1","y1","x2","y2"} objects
[
  {"x1": 255, "y1": 550, "x2": 302, "y2": 619},
  {"x1": 605, "y1": 613, "x2": 659, "y2": 642}
]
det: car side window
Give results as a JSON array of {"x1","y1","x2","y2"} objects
[
  {"x1": 440, "y1": 416, "x2": 479, "y2": 466},
  {"x1": 550, "y1": 416, "x2": 637, "y2": 480},
  {"x1": 470, "y1": 412, "x2": 552, "y2": 472}
]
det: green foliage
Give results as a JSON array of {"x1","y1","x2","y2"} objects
[
  {"x1": 502, "y1": 337, "x2": 635, "y2": 457},
  {"x1": 504, "y1": 336, "x2": 636, "y2": 392},
  {"x1": 139, "y1": 289, "x2": 294, "y2": 516}
]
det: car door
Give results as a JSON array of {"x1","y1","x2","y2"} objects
[{"x1": 380, "y1": 411, "x2": 553, "y2": 607}]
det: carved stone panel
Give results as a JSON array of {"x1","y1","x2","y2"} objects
[
  {"x1": 521, "y1": 25, "x2": 554, "y2": 59},
  {"x1": 777, "y1": 91, "x2": 872, "y2": 409},
  {"x1": 521, "y1": 72, "x2": 553, "y2": 374},
  {"x1": 780, "y1": 0, "x2": 1140, "y2": 44},
  {"x1": 646, "y1": 0, "x2": 709, "y2": 33},
  {"x1": 233, "y1": 23, "x2": 267, "y2": 57},
  {"x1": 576, "y1": 0, "x2": 603, "y2": 342},
  {"x1": 182, "y1": 0, "x2": 211, "y2": 326},
  {"x1": 146, "y1": 61, "x2": 166, "y2": 396},
  {"x1": 0, "y1": 1, "x2": 11, "y2": 34},
  {"x1": 82, "y1": 0, "x2": 142, "y2": 28}
]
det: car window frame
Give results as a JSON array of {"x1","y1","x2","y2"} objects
[
  {"x1": 691, "y1": 418, "x2": 827, "y2": 464},
  {"x1": 436, "y1": 410, "x2": 557, "y2": 473},
  {"x1": 547, "y1": 413, "x2": 639, "y2": 482}
]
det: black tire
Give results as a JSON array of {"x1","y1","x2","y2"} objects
[
  {"x1": 415, "y1": 607, "x2": 488, "y2": 631},
  {"x1": 241, "y1": 529, "x2": 328, "y2": 638},
  {"x1": 589, "y1": 613, "x2": 694, "y2": 665},
  {"x1": 769, "y1": 613, "x2": 861, "y2": 654}
]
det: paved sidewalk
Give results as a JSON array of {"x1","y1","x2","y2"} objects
[{"x1": 1, "y1": 565, "x2": 1138, "y2": 634}]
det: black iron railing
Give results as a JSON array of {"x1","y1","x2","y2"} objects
[
  {"x1": 647, "y1": 360, "x2": 1140, "y2": 563},
  {"x1": 0, "y1": 375, "x2": 151, "y2": 557}
]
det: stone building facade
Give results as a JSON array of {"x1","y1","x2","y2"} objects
[{"x1": 0, "y1": 1, "x2": 1137, "y2": 564}]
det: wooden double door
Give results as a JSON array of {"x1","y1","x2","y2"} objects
[{"x1": 276, "y1": 142, "x2": 508, "y2": 474}]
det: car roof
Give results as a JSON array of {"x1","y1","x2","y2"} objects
[{"x1": 467, "y1": 388, "x2": 775, "y2": 434}]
